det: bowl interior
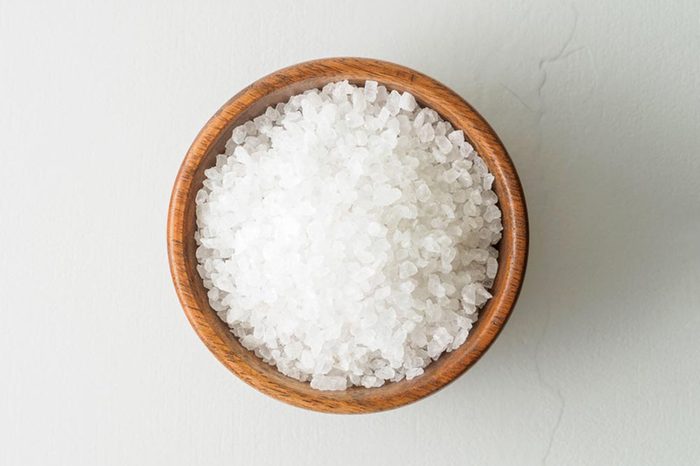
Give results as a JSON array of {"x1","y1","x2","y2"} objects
[{"x1": 168, "y1": 58, "x2": 527, "y2": 413}]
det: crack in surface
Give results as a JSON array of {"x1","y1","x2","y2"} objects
[
  {"x1": 500, "y1": 82, "x2": 535, "y2": 112},
  {"x1": 535, "y1": 302, "x2": 566, "y2": 465},
  {"x1": 536, "y1": 5, "x2": 579, "y2": 104},
  {"x1": 542, "y1": 386, "x2": 565, "y2": 465},
  {"x1": 533, "y1": 4, "x2": 579, "y2": 465}
]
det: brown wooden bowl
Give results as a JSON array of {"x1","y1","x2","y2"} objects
[{"x1": 167, "y1": 57, "x2": 528, "y2": 414}]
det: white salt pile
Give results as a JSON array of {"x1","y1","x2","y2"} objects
[{"x1": 195, "y1": 81, "x2": 503, "y2": 391}]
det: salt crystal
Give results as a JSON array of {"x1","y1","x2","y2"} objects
[
  {"x1": 399, "y1": 92, "x2": 417, "y2": 112},
  {"x1": 399, "y1": 280, "x2": 416, "y2": 293},
  {"x1": 376, "y1": 366, "x2": 396, "y2": 380},
  {"x1": 418, "y1": 123, "x2": 435, "y2": 143},
  {"x1": 364, "y1": 80, "x2": 378, "y2": 102},
  {"x1": 367, "y1": 221, "x2": 386, "y2": 237},
  {"x1": 484, "y1": 204, "x2": 501, "y2": 222},
  {"x1": 406, "y1": 367, "x2": 424, "y2": 380},
  {"x1": 352, "y1": 89, "x2": 367, "y2": 112},
  {"x1": 413, "y1": 110, "x2": 426, "y2": 129},
  {"x1": 443, "y1": 168, "x2": 461, "y2": 183},
  {"x1": 428, "y1": 275, "x2": 446, "y2": 298},
  {"x1": 416, "y1": 183, "x2": 432, "y2": 202},
  {"x1": 486, "y1": 257, "x2": 498, "y2": 279},
  {"x1": 310, "y1": 375, "x2": 347, "y2": 391},
  {"x1": 447, "y1": 130, "x2": 465, "y2": 146},
  {"x1": 195, "y1": 190, "x2": 208, "y2": 205},
  {"x1": 374, "y1": 185, "x2": 402, "y2": 206},
  {"x1": 399, "y1": 261, "x2": 418, "y2": 279},
  {"x1": 231, "y1": 125, "x2": 247, "y2": 144},
  {"x1": 386, "y1": 90, "x2": 401, "y2": 115},
  {"x1": 436, "y1": 135, "x2": 453, "y2": 154},
  {"x1": 265, "y1": 106, "x2": 280, "y2": 121}
]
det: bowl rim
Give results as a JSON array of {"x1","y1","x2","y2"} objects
[{"x1": 167, "y1": 57, "x2": 528, "y2": 413}]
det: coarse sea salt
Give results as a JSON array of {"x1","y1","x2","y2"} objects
[{"x1": 195, "y1": 81, "x2": 503, "y2": 391}]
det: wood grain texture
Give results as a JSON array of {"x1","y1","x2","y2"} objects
[{"x1": 167, "y1": 57, "x2": 528, "y2": 414}]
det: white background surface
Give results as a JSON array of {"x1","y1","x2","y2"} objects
[{"x1": 2, "y1": 1, "x2": 699, "y2": 464}]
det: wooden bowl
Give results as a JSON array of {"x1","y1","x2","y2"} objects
[{"x1": 167, "y1": 57, "x2": 528, "y2": 414}]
